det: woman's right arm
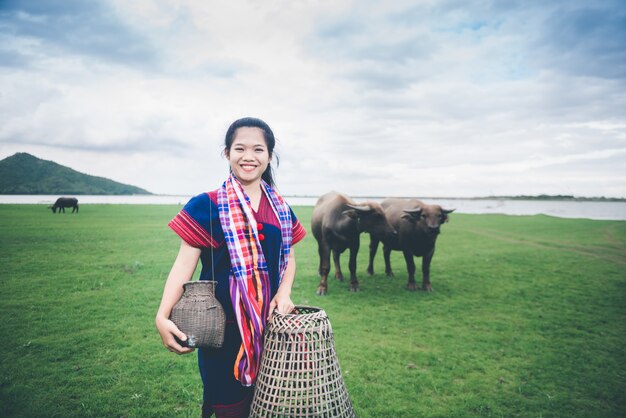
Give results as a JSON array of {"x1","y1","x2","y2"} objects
[{"x1": 155, "y1": 240, "x2": 201, "y2": 354}]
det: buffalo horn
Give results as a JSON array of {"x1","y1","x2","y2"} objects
[
  {"x1": 403, "y1": 207, "x2": 423, "y2": 215},
  {"x1": 345, "y1": 204, "x2": 372, "y2": 213}
]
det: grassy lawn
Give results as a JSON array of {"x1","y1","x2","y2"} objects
[{"x1": 0, "y1": 204, "x2": 624, "y2": 417}]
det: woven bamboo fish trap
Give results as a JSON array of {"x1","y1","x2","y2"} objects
[
  {"x1": 250, "y1": 306, "x2": 356, "y2": 418},
  {"x1": 169, "y1": 281, "x2": 225, "y2": 349}
]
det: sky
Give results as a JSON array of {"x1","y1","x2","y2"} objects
[{"x1": 1, "y1": 0, "x2": 625, "y2": 198}]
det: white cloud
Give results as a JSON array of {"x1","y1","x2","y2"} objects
[{"x1": 1, "y1": 0, "x2": 625, "y2": 197}]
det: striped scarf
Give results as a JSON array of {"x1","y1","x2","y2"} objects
[{"x1": 217, "y1": 174, "x2": 292, "y2": 386}]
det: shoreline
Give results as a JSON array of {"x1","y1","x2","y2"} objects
[{"x1": 1, "y1": 195, "x2": 625, "y2": 221}]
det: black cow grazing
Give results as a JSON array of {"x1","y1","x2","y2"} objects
[
  {"x1": 311, "y1": 191, "x2": 396, "y2": 295},
  {"x1": 49, "y1": 197, "x2": 79, "y2": 214},
  {"x1": 367, "y1": 198, "x2": 454, "y2": 291}
]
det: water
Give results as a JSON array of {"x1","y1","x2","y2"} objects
[
  {"x1": 1, "y1": 195, "x2": 625, "y2": 221},
  {"x1": 0, "y1": 194, "x2": 192, "y2": 205}
]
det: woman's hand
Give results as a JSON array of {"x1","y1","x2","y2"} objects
[
  {"x1": 268, "y1": 289, "x2": 295, "y2": 318},
  {"x1": 155, "y1": 241, "x2": 201, "y2": 355},
  {"x1": 268, "y1": 249, "x2": 297, "y2": 318},
  {"x1": 155, "y1": 315, "x2": 195, "y2": 355}
]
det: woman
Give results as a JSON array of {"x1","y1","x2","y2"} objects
[{"x1": 155, "y1": 117, "x2": 307, "y2": 417}]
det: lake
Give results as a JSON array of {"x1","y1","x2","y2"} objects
[{"x1": 1, "y1": 195, "x2": 625, "y2": 221}]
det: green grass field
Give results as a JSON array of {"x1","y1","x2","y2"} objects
[{"x1": 0, "y1": 204, "x2": 624, "y2": 417}]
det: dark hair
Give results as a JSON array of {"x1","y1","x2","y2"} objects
[{"x1": 224, "y1": 117, "x2": 279, "y2": 187}]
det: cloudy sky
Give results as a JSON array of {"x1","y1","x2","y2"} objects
[{"x1": 1, "y1": 0, "x2": 625, "y2": 198}]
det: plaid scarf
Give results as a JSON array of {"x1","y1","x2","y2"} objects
[{"x1": 217, "y1": 174, "x2": 292, "y2": 386}]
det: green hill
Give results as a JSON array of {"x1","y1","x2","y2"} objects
[{"x1": 0, "y1": 153, "x2": 152, "y2": 195}]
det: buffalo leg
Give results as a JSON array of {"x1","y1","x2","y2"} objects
[
  {"x1": 332, "y1": 249, "x2": 344, "y2": 281},
  {"x1": 316, "y1": 241, "x2": 331, "y2": 295},
  {"x1": 421, "y1": 249, "x2": 435, "y2": 292},
  {"x1": 404, "y1": 250, "x2": 417, "y2": 291},
  {"x1": 348, "y1": 242, "x2": 360, "y2": 292},
  {"x1": 367, "y1": 236, "x2": 379, "y2": 276},
  {"x1": 383, "y1": 245, "x2": 394, "y2": 277}
]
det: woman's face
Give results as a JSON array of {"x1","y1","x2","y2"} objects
[{"x1": 226, "y1": 127, "x2": 271, "y2": 187}]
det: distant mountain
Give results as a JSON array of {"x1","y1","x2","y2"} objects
[{"x1": 0, "y1": 153, "x2": 152, "y2": 195}]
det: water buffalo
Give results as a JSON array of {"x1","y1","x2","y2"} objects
[
  {"x1": 49, "y1": 197, "x2": 79, "y2": 214},
  {"x1": 311, "y1": 191, "x2": 396, "y2": 295},
  {"x1": 367, "y1": 198, "x2": 454, "y2": 291}
]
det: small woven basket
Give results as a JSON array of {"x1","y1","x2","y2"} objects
[
  {"x1": 249, "y1": 306, "x2": 356, "y2": 417},
  {"x1": 169, "y1": 281, "x2": 225, "y2": 349}
]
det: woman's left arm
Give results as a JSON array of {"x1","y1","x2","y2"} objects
[{"x1": 269, "y1": 248, "x2": 297, "y2": 316}]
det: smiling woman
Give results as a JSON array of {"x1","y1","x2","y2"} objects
[{"x1": 155, "y1": 117, "x2": 306, "y2": 418}]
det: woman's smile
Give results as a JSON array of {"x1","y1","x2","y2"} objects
[{"x1": 240, "y1": 163, "x2": 258, "y2": 172}]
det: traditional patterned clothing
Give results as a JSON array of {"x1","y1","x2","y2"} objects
[
  {"x1": 169, "y1": 180, "x2": 306, "y2": 417},
  {"x1": 217, "y1": 175, "x2": 293, "y2": 386}
]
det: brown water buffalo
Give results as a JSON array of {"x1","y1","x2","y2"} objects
[
  {"x1": 367, "y1": 198, "x2": 454, "y2": 291},
  {"x1": 49, "y1": 197, "x2": 79, "y2": 214},
  {"x1": 312, "y1": 191, "x2": 396, "y2": 295}
]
